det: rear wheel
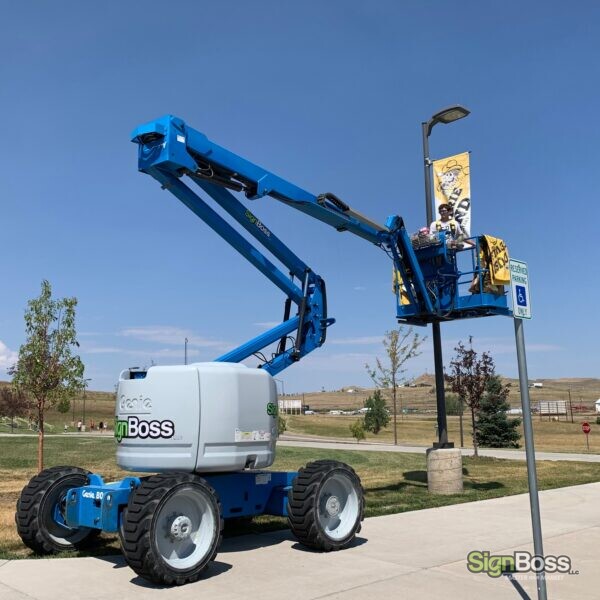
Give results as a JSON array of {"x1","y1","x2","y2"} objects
[
  {"x1": 287, "y1": 460, "x2": 364, "y2": 551},
  {"x1": 119, "y1": 473, "x2": 222, "y2": 585},
  {"x1": 16, "y1": 466, "x2": 98, "y2": 554}
]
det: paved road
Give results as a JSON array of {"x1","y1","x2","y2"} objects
[
  {"x1": 280, "y1": 434, "x2": 600, "y2": 462},
  {"x1": 0, "y1": 482, "x2": 597, "y2": 599}
]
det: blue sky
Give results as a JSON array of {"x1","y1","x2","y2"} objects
[{"x1": 1, "y1": 1, "x2": 598, "y2": 393}]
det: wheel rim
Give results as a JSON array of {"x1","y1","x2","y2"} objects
[
  {"x1": 154, "y1": 486, "x2": 216, "y2": 570},
  {"x1": 317, "y1": 471, "x2": 360, "y2": 541},
  {"x1": 40, "y1": 479, "x2": 92, "y2": 547}
]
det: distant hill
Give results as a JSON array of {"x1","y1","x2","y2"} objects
[
  {"x1": 2, "y1": 376, "x2": 598, "y2": 418},
  {"x1": 286, "y1": 376, "x2": 600, "y2": 413}
]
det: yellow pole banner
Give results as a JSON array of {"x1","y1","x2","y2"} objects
[
  {"x1": 481, "y1": 235, "x2": 510, "y2": 285},
  {"x1": 432, "y1": 151, "x2": 471, "y2": 237},
  {"x1": 392, "y1": 269, "x2": 411, "y2": 305}
]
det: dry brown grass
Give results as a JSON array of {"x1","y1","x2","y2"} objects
[{"x1": 0, "y1": 436, "x2": 124, "y2": 558}]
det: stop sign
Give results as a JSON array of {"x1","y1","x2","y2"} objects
[{"x1": 582, "y1": 422, "x2": 591, "y2": 434}]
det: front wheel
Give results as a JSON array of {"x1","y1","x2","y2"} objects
[
  {"x1": 287, "y1": 460, "x2": 364, "y2": 551},
  {"x1": 119, "y1": 473, "x2": 222, "y2": 586},
  {"x1": 16, "y1": 466, "x2": 99, "y2": 554}
]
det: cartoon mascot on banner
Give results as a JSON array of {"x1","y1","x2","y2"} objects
[{"x1": 433, "y1": 152, "x2": 471, "y2": 238}]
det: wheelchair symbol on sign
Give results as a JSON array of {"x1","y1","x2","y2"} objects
[{"x1": 516, "y1": 285, "x2": 527, "y2": 307}]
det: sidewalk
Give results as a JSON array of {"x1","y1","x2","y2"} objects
[
  {"x1": 0, "y1": 482, "x2": 597, "y2": 599},
  {"x1": 279, "y1": 435, "x2": 600, "y2": 462}
]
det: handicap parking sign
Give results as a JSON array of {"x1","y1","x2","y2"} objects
[
  {"x1": 515, "y1": 285, "x2": 527, "y2": 307},
  {"x1": 509, "y1": 260, "x2": 531, "y2": 319}
]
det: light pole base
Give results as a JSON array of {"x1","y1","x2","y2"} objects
[
  {"x1": 427, "y1": 448, "x2": 463, "y2": 495},
  {"x1": 431, "y1": 441, "x2": 455, "y2": 449}
]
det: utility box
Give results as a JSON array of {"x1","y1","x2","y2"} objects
[{"x1": 115, "y1": 363, "x2": 278, "y2": 473}]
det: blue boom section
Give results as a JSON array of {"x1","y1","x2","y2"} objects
[
  {"x1": 64, "y1": 472, "x2": 296, "y2": 532},
  {"x1": 130, "y1": 115, "x2": 510, "y2": 368}
]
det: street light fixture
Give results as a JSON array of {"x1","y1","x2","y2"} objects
[
  {"x1": 421, "y1": 104, "x2": 470, "y2": 448},
  {"x1": 427, "y1": 105, "x2": 470, "y2": 133}
]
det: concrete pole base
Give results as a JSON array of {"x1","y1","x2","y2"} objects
[{"x1": 427, "y1": 448, "x2": 463, "y2": 495}]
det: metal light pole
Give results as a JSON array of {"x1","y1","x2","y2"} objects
[
  {"x1": 184, "y1": 337, "x2": 188, "y2": 365},
  {"x1": 274, "y1": 378, "x2": 285, "y2": 395},
  {"x1": 422, "y1": 105, "x2": 470, "y2": 448},
  {"x1": 274, "y1": 378, "x2": 285, "y2": 412},
  {"x1": 82, "y1": 378, "x2": 91, "y2": 429}
]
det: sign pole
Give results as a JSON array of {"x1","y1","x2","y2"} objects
[{"x1": 514, "y1": 317, "x2": 548, "y2": 600}]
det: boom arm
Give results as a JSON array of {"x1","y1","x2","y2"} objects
[{"x1": 131, "y1": 115, "x2": 508, "y2": 375}]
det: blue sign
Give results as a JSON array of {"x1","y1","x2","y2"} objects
[{"x1": 516, "y1": 285, "x2": 527, "y2": 307}]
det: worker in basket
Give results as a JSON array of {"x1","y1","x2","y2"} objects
[
  {"x1": 429, "y1": 203, "x2": 470, "y2": 249},
  {"x1": 429, "y1": 204, "x2": 467, "y2": 247}
]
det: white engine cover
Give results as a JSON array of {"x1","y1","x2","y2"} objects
[{"x1": 115, "y1": 363, "x2": 278, "y2": 473}]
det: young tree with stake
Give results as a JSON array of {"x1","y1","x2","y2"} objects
[
  {"x1": 365, "y1": 327, "x2": 424, "y2": 445},
  {"x1": 446, "y1": 337, "x2": 494, "y2": 457},
  {"x1": 9, "y1": 280, "x2": 84, "y2": 472}
]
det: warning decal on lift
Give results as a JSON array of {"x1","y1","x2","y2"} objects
[{"x1": 235, "y1": 429, "x2": 272, "y2": 442}]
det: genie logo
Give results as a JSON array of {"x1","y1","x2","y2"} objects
[
  {"x1": 119, "y1": 394, "x2": 152, "y2": 414},
  {"x1": 82, "y1": 490, "x2": 104, "y2": 500},
  {"x1": 115, "y1": 416, "x2": 175, "y2": 443}
]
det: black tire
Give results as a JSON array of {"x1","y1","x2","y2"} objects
[
  {"x1": 287, "y1": 460, "x2": 364, "y2": 551},
  {"x1": 119, "y1": 473, "x2": 223, "y2": 586},
  {"x1": 16, "y1": 466, "x2": 99, "y2": 554}
]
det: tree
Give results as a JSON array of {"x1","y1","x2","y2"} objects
[
  {"x1": 349, "y1": 419, "x2": 366, "y2": 443},
  {"x1": 446, "y1": 337, "x2": 494, "y2": 457},
  {"x1": 476, "y1": 375, "x2": 521, "y2": 448},
  {"x1": 278, "y1": 414, "x2": 287, "y2": 436},
  {"x1": 365, "y1": 327, "x2": 424, "y2": 445},
  {"x1": 444, "y1": 393, "x2": 463, "y2": 416},
  {"x1": 9, "y1": 280, "x2": 84, "y2": 472},
  {"x1": 443, "y1": 392, "x2": 466, "y2": 447},
  {"x1": 363, "y1": 389, "x2": 390, "y2": 435},
  {"x1": 0, "y1": 387, "x2": 31, "y2": 433}
]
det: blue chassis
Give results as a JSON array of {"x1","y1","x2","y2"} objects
[{"x1": 64, "y1": 471, "x2": 297, "y2": 533}]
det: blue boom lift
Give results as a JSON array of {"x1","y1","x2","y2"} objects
[{"x1": 15, "y1": 115, "x2": 509, "y2": 585}]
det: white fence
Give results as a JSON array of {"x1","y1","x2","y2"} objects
[
  {"x1": 538, "y1": 400, "x2": 567, "y2": 421},
  {"x1": 279, "y1": 399, "x2": 302, "y2": 415}
]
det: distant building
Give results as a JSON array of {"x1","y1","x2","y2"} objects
[{"x1": 595, "y1": 399, "x2": 600, "y2": 414}]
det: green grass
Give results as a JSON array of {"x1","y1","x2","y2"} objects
[{"x1": 2, "y1": 437, "x2": 600, "y2": 559}]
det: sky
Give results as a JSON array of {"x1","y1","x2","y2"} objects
[{"x1": 1, "y1": 1, "x2": 598, "y2": 394}]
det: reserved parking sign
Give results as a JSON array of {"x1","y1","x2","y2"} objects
[{"x1": 510, "y1": 259, "x2": 531, "y2": 319}]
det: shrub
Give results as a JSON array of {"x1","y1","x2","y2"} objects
[{"x1": 349, "y1": 419, "x2": 366, "y2": 443}]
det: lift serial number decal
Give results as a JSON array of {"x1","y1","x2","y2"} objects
[{"x1": 115, "y1": 416, "x2": 175, "y2": 443}]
